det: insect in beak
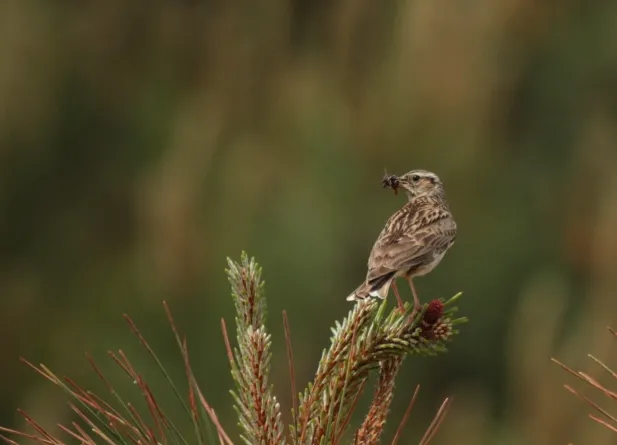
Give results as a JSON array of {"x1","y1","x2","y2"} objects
[{"x1": 381, "y1": 170, "x2": 400, "y2": 195}]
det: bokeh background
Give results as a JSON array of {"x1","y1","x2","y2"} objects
[{"x1": 2, "y1": 1, "x2": 617, "y2": 444}]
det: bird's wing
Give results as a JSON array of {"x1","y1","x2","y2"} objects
[{"x1": 366, "y1": 200, "x2": 456, "y2": 284}]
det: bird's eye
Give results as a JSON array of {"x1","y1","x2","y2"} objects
[{"x1": 412, "y1": 175, "x2": 420, "y2": 182}]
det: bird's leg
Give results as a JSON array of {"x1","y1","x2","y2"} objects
[
  {"x1": 392, "y1": 281, "x2": 406, "y2": 313},
  {"x1": 407, "y1": 277, "x2": 422, "y2": 315}
]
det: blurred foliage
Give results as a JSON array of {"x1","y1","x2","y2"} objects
[{"x1": 1, "y1": 1, "x2": 617, "y2": 444}]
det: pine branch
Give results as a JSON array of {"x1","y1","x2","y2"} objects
[
  {"x1": 0, "y1": 253, "x2": 467, "y2": 445},
  {"x1": 296, "y1": 298, "x2": 379, "y2": 443},
  {"x1": 354, "y1": 356, "x2": 404, "y2": 444},
  {"x1": 226, "y1": 252, "x2": 267, "y2": 332},
  {"x1": 226, "y1": 252, "x2": 285, "y2": 445},
  {"x1": 297, "y1": 295, "x2": 466, "y2": 444}
]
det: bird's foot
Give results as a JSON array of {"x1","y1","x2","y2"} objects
[
  {"x1": 392, "y1": 281, "x2": 406, "y2": 314},
  {"x1": 407, "y1": 301, "x2": 423, "y2": 324}
]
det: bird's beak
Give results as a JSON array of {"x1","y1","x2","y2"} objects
[{"x1": 393, "y1": 177, "x2": 405, "y2": 194}]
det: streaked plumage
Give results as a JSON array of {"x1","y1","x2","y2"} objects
[{"x1": 346, "y1": 170, "x2": 457, "y2": 309}]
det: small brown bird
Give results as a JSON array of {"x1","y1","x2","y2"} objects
[{"x1": 347, "y1": 169, "x2": 457, "y2": 312}]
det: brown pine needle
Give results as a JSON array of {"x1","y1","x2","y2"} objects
[
  {"x1": 419, "y1": 397, "x2": 452, "y2": 445},
  {"x1": 220, "y1": 318, "x2": 235, "y2": 367},
  {"x1": 107, "y1": 351, "x2": 133, "y2": 379},
  {"x1": 0, "y1": 426, "x2": 53, "y2": 445},
  {"x1": 555, "y1": 326, "x2": 617, "y2": 440},
  {"x1": 57, "y1": 423, "x2": 92, "y2": 444},
  {"x1": 69, "y1": 403, "x2": 118, "y2": 445},
  {"x1": 139, "y1": 379, "x2": 167, "y2": 445},
  {"x1": 283, "y1": 310, "x2": 299, "y2": 443},
  {"x1": 553, "y1": 356, "x2": 617, "y2": 402},
  {"x1": 19, "y1": 358, "x2": 59, "y2": 384},
  {"x1": 563, "y1": 385, "x2": 617, "y2": 425},
  {"x1": 182, "y1": 340, "x2": 199, "y2": 420},
  {"x1": 85, "y1": 391, "x2": 131, "y2": 429},
  {"x1": 0, "y1": 433, "x2": 22, "y2": 445},
  {"x1": 577, "y1": 372, "x2": 617, "y2": 400},
  {"x1": 391, "y1": 384, "x2": 421, "y2": 445},
  {"x1": 17, "y1": 409, "x2": 59, "y2": 444},
  {"x1": 589, "y1": 414, "x2": 617, "y2": 434},
  {"x1": 176, "y1": 332, "x2": 234, "y2": 445},
  {"x1": 193, "y1": 380, "x2": 235, "y2": 445},
  {"x1": 125, "y1": 402, "x2": 156, "y2": 444},
  {"x1": 86, "y1": 353, "x2": 116, "y2": 392},
  {"x1": 71, "y1": 421, "x2": 98, "y2": 445},
  {"x1": 588, "y1": 354, "x2": 617, "y2": 380},
  {"x1": 333, "y1": 380, "x2": 367, "y2": 445}
]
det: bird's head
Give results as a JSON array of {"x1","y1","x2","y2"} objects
[{"x1": 391, "y1": 169, "x2": 444, "y2": 200}]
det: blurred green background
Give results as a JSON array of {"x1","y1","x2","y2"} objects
[{"x1": 2, "y1": 1, "x2": 617, "y2": 444}]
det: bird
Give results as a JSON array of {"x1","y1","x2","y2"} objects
[{"x1": 346, "y1": 169, "x2": 457, "y2": 313}]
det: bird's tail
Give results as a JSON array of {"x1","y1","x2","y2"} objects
[{"x1": 346, "y1": 273, "x2": 395, "y2": 302}]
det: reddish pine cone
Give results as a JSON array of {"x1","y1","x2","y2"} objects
[{"x1": 423, "y1": 299, "x2": 444, "y2": 325}]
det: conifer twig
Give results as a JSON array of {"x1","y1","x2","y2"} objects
[
  {"x1": 297, "y1": 299, "x2": 378, "y2": 443},
  {"x1": 225, "y1": 253, "x2": 285, "y2": 445},
  {"x1": 298, "y1": 296, "x2": 464, "y2": 444},
  {"x1": 355, "y1": 356, "x2": 404, "y2": 444}
]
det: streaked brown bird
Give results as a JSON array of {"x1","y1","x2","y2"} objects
[{"x1": 346, "y1": 169, "x2": 457, "y2": 312}]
